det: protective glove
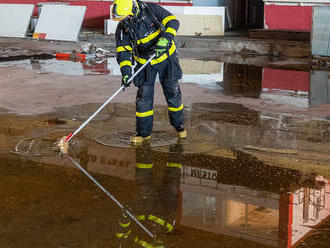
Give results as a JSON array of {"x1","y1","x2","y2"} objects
[
  {"x1": 155, "y1": 37, "x2": 170, "y2": 58},
  {"x1": 121, "y1": 72, "x2": 132, "y2": 88}
]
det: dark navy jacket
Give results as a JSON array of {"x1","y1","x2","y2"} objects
[{"x1": 115, "y1": 2, "x2": 180, "y2": 77}]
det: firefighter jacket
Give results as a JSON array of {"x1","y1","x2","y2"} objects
[{"x1": 115, "y1": 2, "x2": 180, "y2": 78}]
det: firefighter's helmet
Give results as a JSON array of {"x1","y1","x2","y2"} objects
[{"x1": 112, "y1": 0, "x2": 139, "y2": 21}]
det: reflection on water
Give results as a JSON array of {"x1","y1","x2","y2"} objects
[
  {"x1": 223, "y1": 63, "x2": 262, "y2": 98},
  {"x1": 2, "y1": 57, "x2": 330, "y2": 108},
  {"x1": 223, "y1": 64, "x2": 330, "y2": 107},
  {"x1": 71, "y1": 141, "x2": 330, "y2": 248},
  {"x1": 1, "y1": 57, "x2": 330, "y2": 107},
  {"x1": 1, "y1": 52, "x2": 330, "y2": 247},
  {"x1": 0, "y1": 58, "x2": 111, "y2": 76},
  {"x1": 1, "y1": 128, "x2": 329, "y2": 247}
]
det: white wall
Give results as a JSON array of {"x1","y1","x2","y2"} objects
[{"x1": 105, "y1": 6, "x2": 225, "y2": 36}]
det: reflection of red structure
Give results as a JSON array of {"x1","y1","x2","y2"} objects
[
  {"x1": 279, "y1": 193, "x2": 293, "y2": 248},
  {"x1": 82, "y1": 60, "x2": 110, "y2": 75},
  {"x1": 54, "y1": 55, "x2": 110, "y2": 75},
  {"x1": 262, "y1": 68, "x2": 310, "y2": 93}
]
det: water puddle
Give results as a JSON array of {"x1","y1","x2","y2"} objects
[
  {"x1": 0, "y1": 105, "x2": 329, "y2": 247},
  {"x1": 1, "y1": 57, "x2": 329, "y2": 108},
  {"x1": 1, "y1": 135, "x2": 329, "y2": 248},
  {"x1": 0, "y1": 57, "x2": 113, "y2": 76}
]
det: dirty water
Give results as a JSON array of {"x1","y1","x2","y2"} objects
[
  {"x1": 0, "y1": 96, "x2": 330, "y2": 248},
  {"x1": 1, "y1": 57, "x2": 329, "y2": 108},
  {"x1": 1, "y1": 54, "x2": 330, "y2": 247}
]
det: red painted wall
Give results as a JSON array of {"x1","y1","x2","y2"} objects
[
  {"x1": 262, "y1": 68, "x2": 310, "y2": 93},
  {"x1": 0, "y1": 0, "x2": 111, "y2": 28},
  {"x1": 264, "y1": 5, "x2": 312, "y2": 32},
  {"x1": 0, "y1": 0, "x2": 191, "y2": 28}
]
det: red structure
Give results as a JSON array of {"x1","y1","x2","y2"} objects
[
  {"x1": 0, "y1": 0, "x2": 192, "y2": 28},
  {"x1": 264, "y1": 5, "x2": 312, "y2": 31}
]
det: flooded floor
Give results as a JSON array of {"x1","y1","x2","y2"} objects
[{"x1": 0, "y1": 53, "x2": 330, "y2": 248}]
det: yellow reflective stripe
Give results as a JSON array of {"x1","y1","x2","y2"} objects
[
  {"x1": 134, "y1": 55, "x2": 147, "y2": 64},
  {"x1": 162, "y1": 15, "x2": 177, "y2": 26},
  {"x1": 148, "y1": 214, "x2": 165, "y2": 226},
  {"x1": 165, "y1": 27, "x2": 177, "y2": 36},
  {"x1": 119, "y1": 221, "x2": 130, "y2": 228},
  {"x1": 135, "y1": 237, "x2": 165, "y2": 248},
  {"x1": 120, "y1": 60, "x2": 132, "y2": 68},
  {"x1": 134, "y1": 41, "x2": 176, "y2": 65},
  {"x1": 116, "y1": 229, "x2": 131, "y2": 238},
  {"x1": 137, "y1": 29, "x2": 161, "y2": 45},
  {"x1": 135, "y1": 215, "x2": 145, "y2": 221},
  {"x1": 136, "y1": 110, "x2": 154, "y2": 117},
  {"x1": 151, "y1": 41, "x2": 176, "y2": 65},
  {"x1": 117, "y1": 46, "x2": 132, "y2": 52},
  {"x1": 135, "y1": 238, "x2": 154, "y2": 248},
  {"x1": 166, "y1": 222, "x2": 174, "y2": 232},
  {"x1": 167, "y1": 162, "x2": 182, "y2": 169},
  {"x1": 168, "y1": 104, "x2": 183, "y2": 112},
  {"x1": 137, "y1": 163, "x2": 153, "y2": 169},
  {"x1": 116, "y1": 233, "x2": 124, "y2": 238}
]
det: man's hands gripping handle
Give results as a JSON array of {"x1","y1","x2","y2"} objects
[
  {"x1": 120, "y1": 54, "x2": 157, "y2": 89},
  {"x1": 121, "y1": 72, "x2": 132, "y2": 88}
]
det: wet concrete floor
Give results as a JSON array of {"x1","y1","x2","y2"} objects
[{"x1": 0, "y1": 54, "x2": 330, "y2": 248}]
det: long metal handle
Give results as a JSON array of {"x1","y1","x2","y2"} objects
[
  {"x1": 66, "y1": 155, "x2": 155, "y2": 239},
  {"x1": 65, "y1": 54, "x2": 156, "y2": 143}
]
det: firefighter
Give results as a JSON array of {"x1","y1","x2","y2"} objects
[
  {"x1": 115, "y1": 142, "x2": 183, "y2": 247},
  {"x1": 112, "y1": 0, "x2": 187, "y2": 144}
]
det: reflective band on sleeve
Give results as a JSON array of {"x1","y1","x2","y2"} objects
[
  {"x1": 136, "y1": 110, "x2": 154, "y2": 117},
  {"x1": 135, "y1": 215, "x2": 145, "y2": 221},
  {"x1": 162, "y1": 15, "x2": 177, "y2": 26},
  {"x1": 168, "y1": 104, "x2": 183, "y2": 112},
  {"x1": 116, "y1": 229, "x2": 131, "y2": 238},
  {"x1": 135, "y1": 238, "x2": 156, "y2": 248},
  {"x1": 165, "y1": 27, "x2": 177, "y2": 36},
  {"x1": 148, "y1": 214, "x2": 165, "y2": 226},
  {"x1": 117, "y1": 46, "x2": 132, "y2": 52},
  {"x1": 120, "y1": 60, "x2": 132, "y2": 68},
  {"x1": 119, "y1": 221, "x2": 131, "y2": 228},
  {"x1": 134, "y1": 55, "x2": 147, "y2": 65},
  {"x1": 134, "y1": 41, "x2": 176, "y2": 66},
  {"x1": 166, "y1": 162, "x2": 182, "y2": 169},
  {"x1": 136, "y1": 163, "x2": 153, "y2": 169},
  {"x1": 137, "y1": 29, "x2": 161, "y2": 45}
]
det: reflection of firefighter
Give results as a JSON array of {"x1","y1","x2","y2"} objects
[{"x1": 116, "y1": 142, "x2": 183, "y2": 247}]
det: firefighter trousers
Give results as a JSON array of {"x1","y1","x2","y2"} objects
[{"x1": 134, "y1": 55, "x2": 184, "y2": 137}]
